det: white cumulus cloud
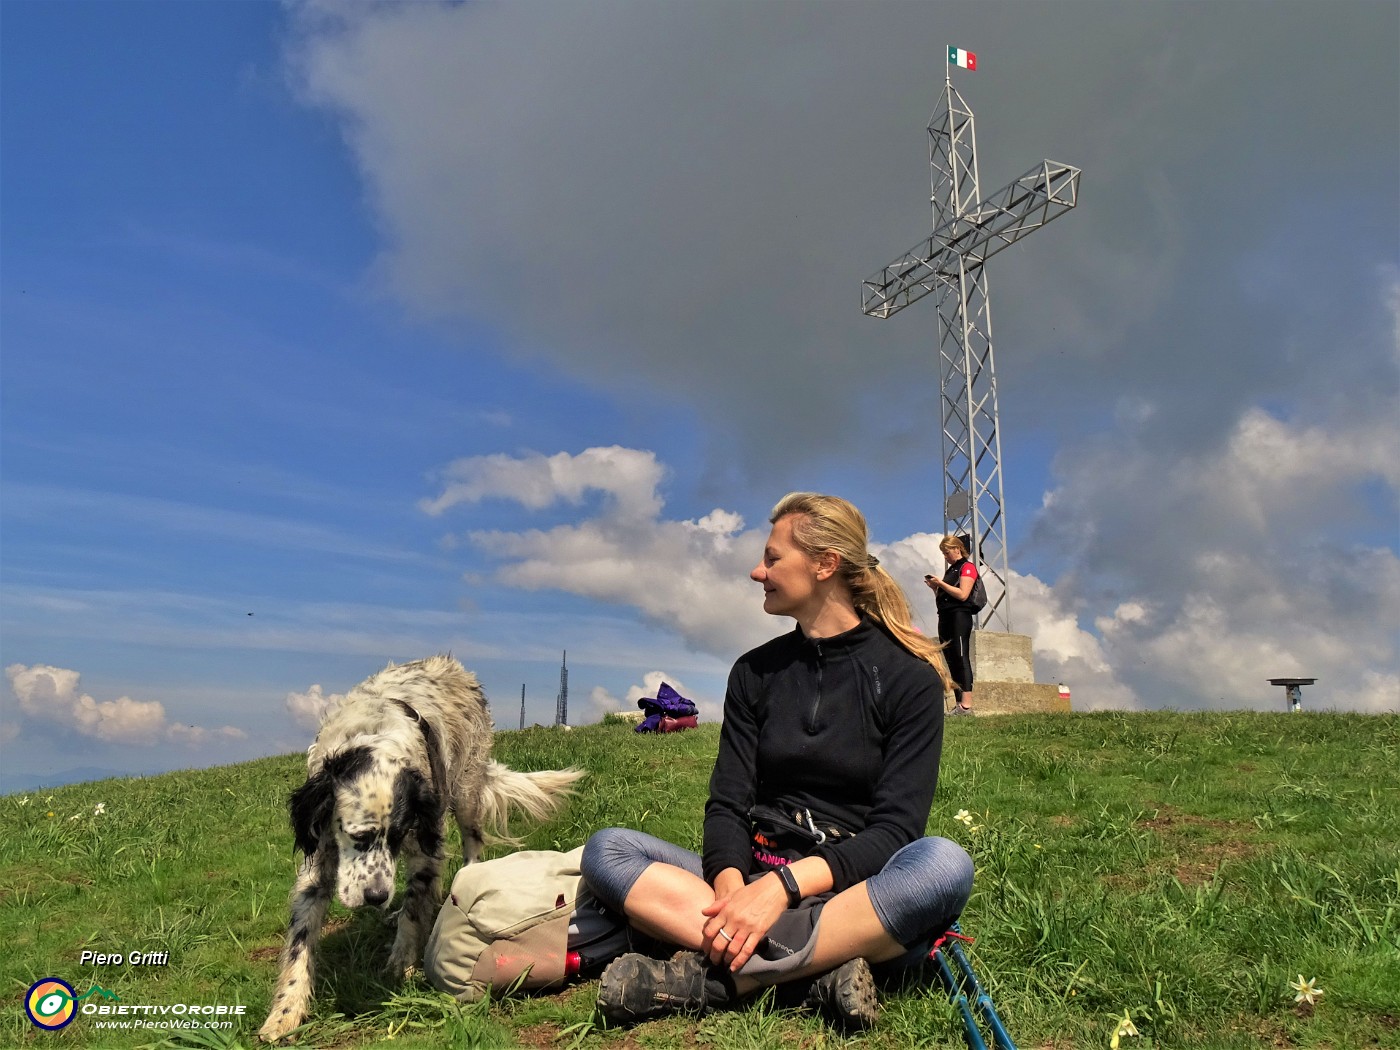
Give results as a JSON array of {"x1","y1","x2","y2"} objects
[
  {"x1": 421, "y1": 446, "x2": 666, "y2": 521},
  {"x1": 5, "y1": 663, "x2": 247, "y2": 746},
  {"x1": 285, "y1": 684, "x2": 346, "y2": 730},
  {"x1": 426, "y1": 446, "x2": 773, "y2": 656}
]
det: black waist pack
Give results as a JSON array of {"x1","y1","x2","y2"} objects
[{"x1": 750, "y1": 803, "x2": 853, "y2": 869}]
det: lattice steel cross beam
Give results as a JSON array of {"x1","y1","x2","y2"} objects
[
  {"x1": 862, "y1": 161, "x2": 1080, "y2": 318},
  {"x1": 863, "y1": 79, "x2": 1081, "y2": 632}
]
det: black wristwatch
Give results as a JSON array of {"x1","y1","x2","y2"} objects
[{"x1": 774, "y1": 865, "x2": 802, "y2": 908}]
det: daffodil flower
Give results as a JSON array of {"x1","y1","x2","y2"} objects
[
  {"x1": 1109, "y1": 1010, "x2": 1138, "y2": 1048},
  {"x1": 955, "y1": 809, "x2": 973, "y2": 826},
  {"x1": 1290, "y1": 974, "x2": 1323, "y2": 1005}
]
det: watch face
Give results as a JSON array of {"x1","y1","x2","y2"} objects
[{"x1": 777, "y1": 864, "x2": 801, "y2": 904}]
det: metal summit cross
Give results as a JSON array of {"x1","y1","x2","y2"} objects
[{"x1": 863, "y1": 54, "x2": 1081, "y2": 632}]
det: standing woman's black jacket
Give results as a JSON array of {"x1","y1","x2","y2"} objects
[
  {"x1": 936, "y1": 557, "x2": 979, "y2": 612},
  {"x1": 702, "y1": 617, "x2": 945, "y2": 894}
]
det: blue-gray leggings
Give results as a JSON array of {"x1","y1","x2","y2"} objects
[{"x1": 581, "y1": 827, "x2": 974, "y2": 964}]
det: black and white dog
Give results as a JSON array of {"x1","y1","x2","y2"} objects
[{"x1": 258, "y1": 655, "x2": 583, "y2": 1043}]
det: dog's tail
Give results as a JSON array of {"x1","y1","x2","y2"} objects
[{"x1": 478, "y1": 761, "x2": 585, "y2": 846}]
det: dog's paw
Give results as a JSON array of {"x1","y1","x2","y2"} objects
[
  {"x1": 258, "y1": 1011, "x2": 301, "y2": 1044},
  {"x1": 385, "y1": 949, "x2": 420, "y2": 979}
]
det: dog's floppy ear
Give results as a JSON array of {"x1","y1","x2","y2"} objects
[
  {"x1": 289, "y1": 770, "x2": 335, "y2": 856},
  {"x1": 289, "y1": 746, "x2": 374, "y2": 855},
  {"x1": 388, "y1": 767, "x2": 444, "y2": 857}
]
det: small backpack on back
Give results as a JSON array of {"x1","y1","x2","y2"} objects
[
  {"x1": 424, "y1": 846, "x2": 627, "y2": 1002},
  {"x1": 967, "y1": 572, "x2": 988, "y2": 612}
]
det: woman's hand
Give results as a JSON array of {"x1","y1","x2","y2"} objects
[
  {"x1": 924, "y1": 575, "x2": 941, "y2": 591},
  {"x1": 701, "y1": 873, "x2": 788, "y2": 972}
]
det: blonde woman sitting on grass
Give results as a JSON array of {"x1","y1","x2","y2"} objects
[{"x1": 581, "y1": 492, "x2": 974, "y2": 1028}]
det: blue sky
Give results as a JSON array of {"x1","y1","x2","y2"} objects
[{"x1": 2, "y1": 1, "x2": 1397, "y2": 789}]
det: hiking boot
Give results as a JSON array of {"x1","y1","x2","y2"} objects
[
  {"x1": 597, "y1": 951, "x2": 709, "y2": 1023},
  {"x1": 804, "y1": 957, "x2": 879, "y2": 1029}
]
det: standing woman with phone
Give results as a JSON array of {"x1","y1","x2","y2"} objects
[{"x1": 925, "y1": 535, "x2": 978, "y2": 715}]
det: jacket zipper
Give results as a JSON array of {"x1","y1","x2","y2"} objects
[{"x1": 807, "y1": 642, "x2": 824, "y2": 732}]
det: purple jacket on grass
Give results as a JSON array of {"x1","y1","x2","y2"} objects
[{"x1": 635, "y1": 683, "x2": 698, "y2": 733}]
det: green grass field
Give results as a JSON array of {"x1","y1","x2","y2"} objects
[{"x1": 3, "y1": 711, "x2": 1397, "y2": 1049}]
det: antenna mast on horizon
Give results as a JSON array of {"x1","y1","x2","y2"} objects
[
  {"x1": 863, "y1": 58, "x2": 1081, "y2": 632},
  {"x1": 554, "y1": 651, "x2": 569, "y2": 727}
]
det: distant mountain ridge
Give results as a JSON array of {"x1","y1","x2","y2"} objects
[{"x1": 0, "y1": 766, "x2": 159, "y2": 795}]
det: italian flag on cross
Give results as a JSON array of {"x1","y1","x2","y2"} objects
[{"x1": 949, "y1": 46, "x2": 977, "y2": 70}]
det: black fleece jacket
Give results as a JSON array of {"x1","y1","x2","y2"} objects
[{"x1": 701, "y1": 617, "x2": 946, "y2": 894}]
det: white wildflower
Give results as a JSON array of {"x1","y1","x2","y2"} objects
[
  {"x1": 1290, "y1": 974, "x2": 1323, "y2": 1005},
  {"x1": 93, "y1": 802, "x2": 106, "y2": 816},
  {"x1": 954, "y1": 809, "x2": 974, "y2": 826}
]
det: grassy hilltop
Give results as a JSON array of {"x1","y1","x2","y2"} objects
[{"x1": 3, "y1": 712, "x2": 1397, "y2": 1050}]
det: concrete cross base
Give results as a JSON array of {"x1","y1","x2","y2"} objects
[
  {"x1": 951, "y1": 680, "x2": 1070, "y2": 716},
  {"x1": 943, "y1": 631, "x2": 1070, "y2": 715}
]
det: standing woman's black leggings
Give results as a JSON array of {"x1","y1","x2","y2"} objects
[{"x1": 937, "y1": 607, "x2": 975, "y2": 696}]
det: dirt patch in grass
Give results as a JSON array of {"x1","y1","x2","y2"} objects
[
  {"x1": 1137, "y1": 804, "x2": 1259, "y2": 885},
  {"x1": 1244, "y1": 1015, "x2": 1299, "y2": 1047},
  {"x1": 1168, "y1": 854, "x2": 1235, "y2": 885},
  {"x1": 1138, "y1": 802, "x2": 1244, "y2": 835},
  {"x1": 1166, "y1": 836, "x2": 1256, "y2": 885},
  {"x1": 515, "y1": 1023, "x2": 563, "y2": 1047},
  {"x1": 1088, "y1": 805, "x2": 1264, "y2": 889}
]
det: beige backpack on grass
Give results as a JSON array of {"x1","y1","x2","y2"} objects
[{"x1": 424, "y1": 846, "x2": 625, "y2": 1001}]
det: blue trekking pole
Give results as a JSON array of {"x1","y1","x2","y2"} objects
[
  {"x1": 930, "y1": 940, "x2": 989, "y2": 1050},
  {"x1": 929, "y1": 925, "x2": 1017, "y2": 1050}
]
